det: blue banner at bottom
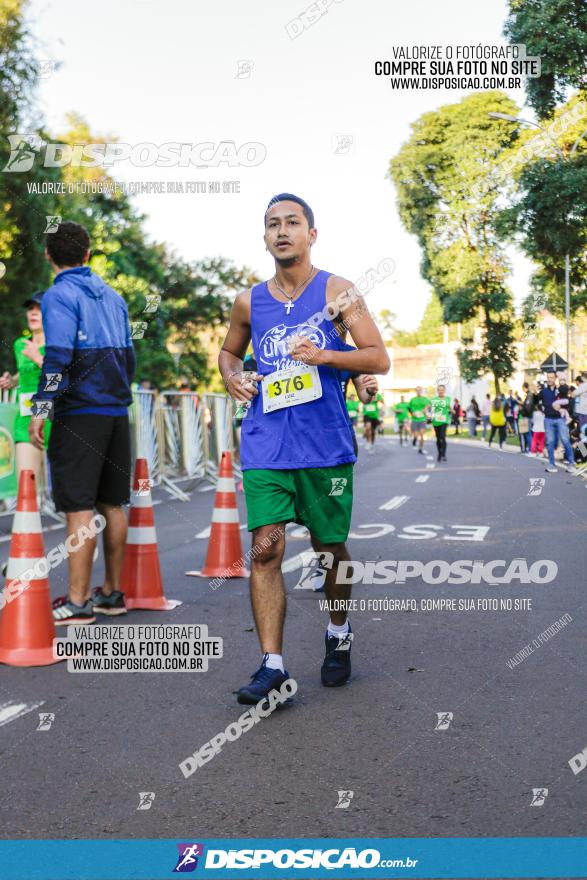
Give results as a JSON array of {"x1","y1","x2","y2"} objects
[{"x1": 1, "y1": 838, "x2": 586, "y2": 879}]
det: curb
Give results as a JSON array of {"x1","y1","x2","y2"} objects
[{"x1": 449, "y1": 436, "x2": 587, "y2": 482}]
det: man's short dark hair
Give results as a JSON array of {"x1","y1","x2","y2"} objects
[
  {"x1": 265, "y1": 193, "x2": 314, "y2": 229},
  {"x1": 46, "y1": 221, "x2": 91, "y2": 268}
]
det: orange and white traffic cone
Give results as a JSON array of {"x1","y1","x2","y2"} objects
[
  {"x1": 121, "y1": 459, "x2": 180, "y2": 611},
  {"x1": 187, "y1": 451, "x2": 249, "y2": 578},
  {"x1": 0, "y1": 470, "x2": 63, "y2": 666}
]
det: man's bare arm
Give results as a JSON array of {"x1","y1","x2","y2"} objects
[
  {"x1": 290, "y1": 275, "x2": 390, "y2": 374},
  {"x1": 218, "y1": 291, "x2": 262, "y2": 402}
]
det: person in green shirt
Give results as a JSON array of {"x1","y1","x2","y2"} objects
[
  {"x1": 362, "y1": 390, "x2": 383, "y2": 452},
  {"x1": 346, "y1": 393, "x2": 360, "y2": 427},
  {"x1": 430, "y1": 384, "x2": 451, "y2": 461},
  {"x1": 0, "y1": 291, "x2": 50, "y2": 486},
  {"x1": 376, "y1": 392, "x2": 385, "y2": 435},
  {"x1": 394, "y1": 395, "x2": 410, "y2": 445},
  {"x1": 408, "y1": 386, "x2": 430, "y2": 454}
]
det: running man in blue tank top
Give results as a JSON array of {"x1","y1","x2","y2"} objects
[{"x1": 218, "y1": 193, "x2": 390, "y2": 704}]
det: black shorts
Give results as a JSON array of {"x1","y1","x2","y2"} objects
[
  {"x1": 365, "y1": 416, "x2": 380, "y2": 428},
  {"x1": 48, "y1": 414, "x2": 131, "y2": 512}
]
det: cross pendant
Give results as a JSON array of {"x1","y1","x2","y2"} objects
[{"x1": 284, "y1": 300, "x2": 294, "y2": 314}]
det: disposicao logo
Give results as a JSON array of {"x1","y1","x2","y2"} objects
[{"x1": 173, "y1": 843, "x2": 204, "y2": 873}]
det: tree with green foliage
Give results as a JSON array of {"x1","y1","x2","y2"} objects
[
  {"x1": 0, "y1": 4, "x2": 255, "y2": 387},
  {"x1": 393, "y1": 294, "x2": 445, "y2": 346},
  {"x1": 495, "y1": 96, "x2": 587, "y2": 324},
  {"x1": 377, "y1": 308, "x2": 398, "y2": 345},
  {"x1": 390, "y1": 92, "x2": 520, "y2": 391},
  {"x1": 504, "y1": 0, "x2": 587, "y2": 119},
  {"x1": 0, "y1": 0, "x2": 63, "y2": 369}
]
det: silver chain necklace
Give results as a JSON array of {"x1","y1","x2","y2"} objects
[{"x1": 272, "y1": 265, "x2": 315, "y2": 314}]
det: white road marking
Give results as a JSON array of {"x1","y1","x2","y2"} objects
[
  {"x1": 0, "y1": 701, "x2": 44, "y2": 728},
  {"x1": 379, "y1": 495, "x2": 410, "y2": 511},
  {"x1": 348, "y1": 523, "x2": 396, "y2": 539},
  {"x1": 426, "y1": 463, "x2": 436, "y2": 469},
  {"x1": 288, "y1": 525, "x2": 310, "y2": 539},
  {"x1": 282, "y1": 553, "x2": 305, "y2": 573},
  {"x1": 415, "y1": 475, "x2": 429, "y2": 483}
]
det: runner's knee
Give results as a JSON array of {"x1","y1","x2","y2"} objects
[{"x1": 250, "y1": 529, "x2": 285, "y2": 567}]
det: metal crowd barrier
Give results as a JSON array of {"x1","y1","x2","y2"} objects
[
  {"x1": 130, "y1": 389, "x2": 241, "y2": 501},
  {"x1": 2, "y1": 389, "x2": 241, "y2": 515}
]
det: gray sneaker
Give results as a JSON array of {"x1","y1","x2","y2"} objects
[
  {"x1": 92, "y1": 587, "x2": 127, "y2": 616},
  {"x1": 52, "y1": 595, "x2": 96, "y2": 626}
]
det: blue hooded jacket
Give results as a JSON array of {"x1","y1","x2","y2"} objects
[{"x1": 33, "y1": 266, "x2": 135, "y2": 416}]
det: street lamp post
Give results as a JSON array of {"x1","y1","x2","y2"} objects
[{"x1": 488, "y1": 111, "x2": 587, "y2": 378}]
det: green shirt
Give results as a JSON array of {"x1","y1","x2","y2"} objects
[
  {"x1": 409, "y1": 395, "x2": 430, "y2": 423},
  {"x1": 13, "y1": 335, "x2": 50, "y2": 446},
  {"x1": 394, "y1": 402, "x2": 410, "y2": 423},
  {"x1": 430, "y1": 395, "x2": 451, "y2": 426},
  {"x1": 14, "y1": 336, "x2": 44, "y2": 394},
  {"x1": 346, "y1": 399, "x2": 360, "y2": 419},
  {"x1": 363, "y1": 400, "x2": 379, "y2": 418}
]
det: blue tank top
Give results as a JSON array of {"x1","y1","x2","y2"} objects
[{"x1": 240, "y1": 270, "x2": 357, "y2": 470}]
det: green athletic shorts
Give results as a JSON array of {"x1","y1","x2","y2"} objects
[{"x1": 243, "y1": 463, "x2": 354, "y2": 543}]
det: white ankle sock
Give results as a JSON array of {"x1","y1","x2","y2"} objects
[
  {"x1": 327, "y1": 620, "x2": 349, "y2": 637},
  {"x1": 264, "y1": 652, "x2": 284, "y2": 672}
]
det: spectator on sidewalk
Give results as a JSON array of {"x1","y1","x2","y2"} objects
[
  {"x1": 0, "y1": 292, "x2": 51, "y2": 486},
  {"x1": 530, "y1": 405, "x2": 546, "y2": 456},
  {"x1": 535, "y1": 372, "x2": 575, "y2": 474},
  {"x1": 466, "y1": 397, "x2": 480, "y2": 437},
  {"x1": 488, "y1": 397, "x2": 507, "y2": 449},
  {"x1": 518, "y1": 382, "x2": 534, "y2": 454},
  {"x1": 505, "y1": 390, "x2": 518, "y2": 435},
  {"x1": 451, "y1": 398, "x2": 462, "y2": 435},
  {"x1": 29, "y1": 220, "x2": 135, "y2": 624},
  {"x1": 571, "y1": 373, "x2": 587, "y2": 434},
  {"x1": 481, "y1": 393, "x2": 491, "y2": 439}
]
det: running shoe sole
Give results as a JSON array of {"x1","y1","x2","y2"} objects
[
  {"x1": 237, "y1": 689, "x2": 292, "y2": 706},
  {"x1": 54, "y1": 614, "x2": 96, "y2": 626},
  {"x1": 92, "y1": 606, "x2": 127, "y2": 616},
  {"x1": 322, "y1": 675, "x2": 350, "y2": 688}
]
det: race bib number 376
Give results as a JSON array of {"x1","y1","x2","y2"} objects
[{"x1": 262, "y1": 365, "x2": 322, "y2": 414}]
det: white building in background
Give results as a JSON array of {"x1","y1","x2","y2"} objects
[
  {"x1": 378, "y1": 309, "x2": 587, "y2": 409},
  {"x1": 380, "y1": 339, "x2": 490, "y2": 407}
]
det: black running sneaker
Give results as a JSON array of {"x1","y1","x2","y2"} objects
[
  {"x1": 321, "y1": 624, "x2": 353, "y2": 687},
  {"x1": 92, "y1": 587, "x2": 127, "y2": 616},
  {"x1": 237, "y1": 655, "x2": 289, "y2": 705},
  {"x1": 52, "y1": 595, "x2": 96, "y2": 626}
]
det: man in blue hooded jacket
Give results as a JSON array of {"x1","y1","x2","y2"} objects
[{"x1": 30, "y1": 221, "x2": 135, "y2": 625}]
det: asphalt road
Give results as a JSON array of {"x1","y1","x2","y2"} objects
[{"x1": 0, "y1": 434, "x2": 586, "y2": 870}]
